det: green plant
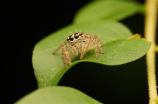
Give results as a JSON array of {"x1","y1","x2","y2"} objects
[{"x1": 15, "y1": 0, "x2": 157, "y2": 104}]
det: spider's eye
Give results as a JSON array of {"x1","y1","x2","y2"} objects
[
  {"x1": 74, "y1": 35, "x2": 79, "y2": 39},
  {"x1": 70, "y1": 37, "x2": 74, "y2": 41}
]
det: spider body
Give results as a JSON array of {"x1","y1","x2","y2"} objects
[{"x1": 53, "y1": 32, "x2": 104, "y2": 68}]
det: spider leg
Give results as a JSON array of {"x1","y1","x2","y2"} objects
[
  {"x1": 96, "y1": 38, "x2": 104, "y2": 54},
  {"x1": 53, "y1": 41, "x2": 68, "y2": 54},
  {"x1": 62, "y1": 56, "x2": 67, "y2": 68},
  {"x1": 80, "y1": 36, "x2": 90, "y2": 59},
  {"x1": 62, "y1": 45, "x2": 72, "y2": 67},
  {"x1": 92, "y1": 39, "x2": 98, "y2": 58}
]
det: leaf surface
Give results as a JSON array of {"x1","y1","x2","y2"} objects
[
  {"x1": 15, "y1": 86, "x2": 102, "y2": 104},
  {"x1": 32, "y1": 20, "x2": 150, "y2": 88},
  {"x1": 74, "y1": 0, "x2": 143, "y2": 24}
]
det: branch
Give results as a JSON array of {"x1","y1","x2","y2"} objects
[{"x1": 144, "y1": 0, "x2": 157, "y2": 104}]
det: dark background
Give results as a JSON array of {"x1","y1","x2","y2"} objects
[{"x1": 1, "y1": 0, "x2": 157, "y2": 104}]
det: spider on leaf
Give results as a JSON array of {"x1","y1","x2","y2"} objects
[{"x1": 53, "y1": 32, "x2": 104, "y2": 68}]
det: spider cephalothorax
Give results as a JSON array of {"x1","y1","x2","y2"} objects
[{"x1": 53, "y1": 32, "x2": 104, "y2": 68}]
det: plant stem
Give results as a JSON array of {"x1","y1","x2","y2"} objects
[
  {"x1": 156, "y1": 46, "x2": 158, "y2": 52},
  {"x1": 145, "y1": 0, "x2": 157, "y2": 104}
]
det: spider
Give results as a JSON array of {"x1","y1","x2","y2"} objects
[{"x1": 53, "y1": 32, "x2": 104, "y2": 68}]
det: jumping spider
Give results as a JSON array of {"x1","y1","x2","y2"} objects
[{"x1": 53, "y1": 32, "x2": 104, "y2": 68}]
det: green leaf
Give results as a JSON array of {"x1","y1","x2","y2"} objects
[
  {"x1": 15, "y1": 86, "x2": 102, "y2": 104},
  {"x1": 32, "y1": 20, "x2": 150, "y2": 88},
  {"x1": 73, "y1": 0, "x2": 143, "y2": 24}
]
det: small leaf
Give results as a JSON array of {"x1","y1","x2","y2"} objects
[
  {"x1": 73, "y1": 0, "x2": 143, "y2": 24},
  {"x1": 32, "y1": 20, "x2": 150, "y2": 88},
  {"x1": 15, "y1": 86, "x2": 102, "y2": 104}
]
